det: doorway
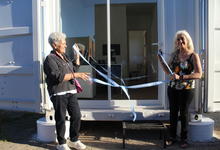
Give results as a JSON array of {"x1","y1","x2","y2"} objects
[
  {"x1": 128, "y1": 30, "x2": 158, "y2": 100},
  {"x1": 95, "y1": 3, "x2": 158, "y2": 100},
  {"x1": 59, "y1": 0, "x2": 164, "y2": 108}
]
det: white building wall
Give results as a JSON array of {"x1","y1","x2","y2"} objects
[
  {"x1": 1, "y1": 0, "x2": 214, "y2": 115},
  {"x1": 163, "y1": 0, "x2": 200, "y2": 110},
  {"x1": 208, "y1": 0, "x2": 220, "y2": 111},
  {"x1": 0, "y1": 0, "x2": 42, "y2": 112}
]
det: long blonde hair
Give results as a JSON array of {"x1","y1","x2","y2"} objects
[{"x1": 172, "y1": 30, "x2": 194, "y2": 53}]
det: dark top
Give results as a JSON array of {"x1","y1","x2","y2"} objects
[
  {"x1": 43, "y1": 50, "x2": 79, "y2": 96},
  {"x1": 168, "y1": 50, "x2": 195, "y2": 90}
]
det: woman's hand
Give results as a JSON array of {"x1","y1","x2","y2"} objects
[
  {"x1": 73, "y1": 44, "x2": 81, "y2": 65},
  {"x1": 169, "y1": 73, "x2": 180, "y2": 80},
  {"x1": 74, "y1": 72, "x2": 90, "y2": 81}
]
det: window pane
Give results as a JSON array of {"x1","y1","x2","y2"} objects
[
  {"x1": 109, "y1": 3, "x2": 158, "y2": 100},
  {"x1": 61, "y1": 0, "x2": 108, "y2": 100}
]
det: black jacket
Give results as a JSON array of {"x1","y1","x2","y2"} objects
[{"x1": 43, "y1": 50, "x2": 79, "y2": 96}]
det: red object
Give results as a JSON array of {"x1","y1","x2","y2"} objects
[{"x1": 74, "y1": 79, "x2": 83, "y2": 93}]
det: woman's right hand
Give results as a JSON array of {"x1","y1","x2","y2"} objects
[{"x1": 169, "y1": 73, "x2": 180, "y2": 80}]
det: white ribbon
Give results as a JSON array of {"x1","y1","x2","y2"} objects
[{"x1": 73, "y1": 44, "x2": 172, "y2": 121}]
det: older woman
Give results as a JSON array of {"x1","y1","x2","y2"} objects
[
  {"x1": 158, "y1": 30, "x2": 202, "y2": 148},
  {"x1": 44, "y1": 32, "x2": 89, "y2": 150}
]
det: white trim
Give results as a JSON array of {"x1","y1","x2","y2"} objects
[
  {"x1": 107, "y1": 0, "x2": 112, "y2": 100},
  {"x1": 207, "y1": 0, "x2": 215, "y2": 111},
  {"x1": 37, "y1": 0, "x2": 62, "y2": 112},
  {"x1": 207, "y1": 0, "x2": 220, "y2": 111},
  {"x1": 80, "y1": 108, "x2": 169, "y2": 121},
  {"x1": 79, "y1": 100, "x2": 163, "y2": 109},
  {"x1": 212, "y1": 102, "x2": 220, "y2": 112},
  {"x1": 199, "y1": 0, "x2": 208, "y2": 113},
  {"x1": 0, "y1": 66, "x2": 33, "y2": 75},
  {"x1": 32, "y1": 0, "x2": 41, "y2": 62},
  {"x1": 194, "y1": 0, "x2": 200, "y2": 112},
  {"x1": 0, "y1": 27, "x2": 31, "y2": 37},
  {"x1": 32, "y1": 0, "x2": 43, "y2": 112},
  {"x1": 55, "y1": 0, "x2": 62, "y2": 32},
  {"x1": 157, "y1": 0, "x2": 166, "y2": 109},
  {"x1": 215, "y1": 63, "x2": 220, "y2": 71},
  {"x1": 42, "y1": 0, "x2": 61, "y2": 57}
]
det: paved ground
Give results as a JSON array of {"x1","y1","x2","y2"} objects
[{"x1": 0, "y1": 110, "x2": 220, "y2": 150}]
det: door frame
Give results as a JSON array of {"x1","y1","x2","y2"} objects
[
  {"x1": 44, "y1": 0, "x2": 166, "y2": 109},
  {"x1": 207, "y1": 0, "x2": 220, "y2": 112},
  {"x1": 34, "y1": 0, "x2": 61, "y2": 111},
  {"x1": 157, "y1": 0, "x2": 166, "y2": 109},
  {"x1": 83, "y1": 0, "x2": 165, "y2": 109}
]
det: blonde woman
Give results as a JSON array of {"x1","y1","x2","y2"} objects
[{"x1": 158, "y1": 30, "x2": 202, "y2": 148}]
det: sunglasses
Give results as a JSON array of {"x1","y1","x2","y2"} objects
[{"x1": 177, "y1": 37, "x2": 184, "y2": 41}]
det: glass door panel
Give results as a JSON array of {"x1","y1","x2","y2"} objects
[
  {"x1": 61, "y1": 0, "x2": 158, "y2": 101},
  {"x1": 61, "y1": 0, "x2": 108, "y2": 100},
  {"x1": 93, "y1": 4, "x2": 109, "y2": 100},
  {"x1": 109, "y1": 2, "x2": 158, "y2": 100}
]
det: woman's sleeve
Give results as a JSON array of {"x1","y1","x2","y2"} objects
[
  {"x1": 65, "y1": 53, "x2": 80, "y2": 72},
  {"x1": 43, "y1": 55, "x2": 65, "y2": 83},
  {"x1": 72, "y1": 62, "x2": 80, "y2": 72}
]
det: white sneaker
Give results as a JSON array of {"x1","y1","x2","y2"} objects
[
  {"x1": 70, "y1": 140, "x2": 86, "y2": 150},
  {"x1": 56, "y1": 144, "x2": 71, "y2": 150}
]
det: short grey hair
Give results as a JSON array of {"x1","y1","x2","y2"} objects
[
  {"x1": 173, "y1": 30, "x2": 194, "y2": 52},
  {"x1": 48, "y1": 32, "x2": 66, "y2": 47}
]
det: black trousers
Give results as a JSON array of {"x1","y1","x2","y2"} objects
[
  {"x1": 51, "y1": 93, "x2": 81, "y2": 144},
  {"x1": 167, "y1": 87, "x2": 194, "y2": 140}
]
